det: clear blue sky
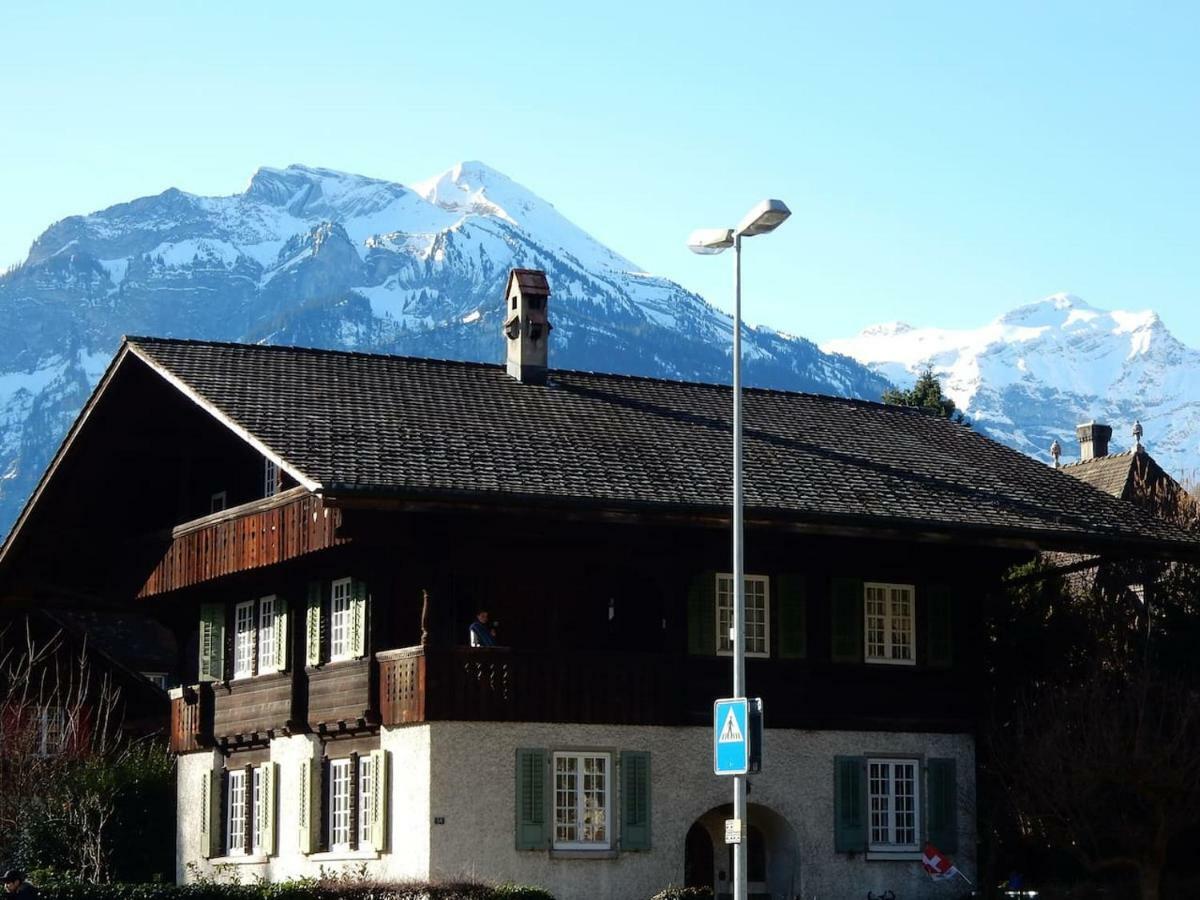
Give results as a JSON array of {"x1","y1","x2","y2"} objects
[{"x1": 2, "y1": 1, "x2": 1198, "y2": 345}]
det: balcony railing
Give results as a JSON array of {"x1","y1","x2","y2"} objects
[
  {"x1": 169, "y1": 683, "x2": 213, "y2": 752},
  {"x1": 378, "y1": 646, "x2": 687, "y2": 728}
]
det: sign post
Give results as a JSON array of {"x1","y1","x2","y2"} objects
[{"x1": 714, "y1": 698, "x2": 750, "y2": 775}]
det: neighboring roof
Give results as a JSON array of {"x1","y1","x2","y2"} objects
[
  {"x1": 103, "y1": 336, "x2": 1199, "y2": 558},
  {"x1": 51, "y1": 609, "x2": 178, "y2": 672}
]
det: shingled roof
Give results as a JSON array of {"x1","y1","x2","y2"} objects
[
  {"x1": 111, "y1": 336, "x2": 1197, "y2": 558},
  {"x1": 1062, "y1": 450, "x2": 1142, "y2": 499}
]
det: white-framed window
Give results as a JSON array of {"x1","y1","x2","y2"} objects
[
  {"x1": 716, "y1": 574, "x2": 770, "y2": 657},
  {"x1": 329, "y1": 757, "x2": 353, "y2": 849},
  {"x1": 553, "y1": 751, "x2": 611, "y2": 849},
  {"x1": 868, "y1": 758, "x2": 920, "y2": 850},
  {"x1": 864, "y1": 583, "x2": 915, "y2": 665},
  {"x1": 227, "y1": 769, "x2": 248, "y2": 855},
  {"x1": 233, "y1": 600, "x2": 256, "y2": 679},
  {"x1": 210, "y1": 491, "x2": 227, "y2": 514},
  {"x1": 358, "y1": 755, "x2": 374, "y2": 847},
  {"x1": 257, "y1": 595, "x2": 277, "y2": 672},
  {"x1": 330, "y1": 578, "x2": 354, "y2": 661},
  {"x1": 264, "y1": 458, "x2": 280, "y2": 498},
  {"x1": 251, "y1": 766, "x2": 264, "y2": 854},
  {"x1": 37, "y1": 706, "x2": 66, "y2": 757}
]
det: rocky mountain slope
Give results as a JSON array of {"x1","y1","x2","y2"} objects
[
  {"x1": 0, "y1": 161, "x2": 891, "y2": 539},
  {"x1": 823, "y1": 293, "x2": 1200, "y2": 477}
]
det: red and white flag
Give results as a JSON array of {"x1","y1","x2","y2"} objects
[{"x1": 922, "y1": 843, "x2": 961, "y2": 881}]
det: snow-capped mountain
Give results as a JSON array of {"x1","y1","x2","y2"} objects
[
  {"x1": 823, "y1": 293, "x2": 1200, "y2": 477},
  {"x1": 0, "y1": 161, "x2": 892, "y2": 539}
]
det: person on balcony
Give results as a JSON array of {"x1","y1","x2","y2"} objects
[{"x1": 469, "y1": 609, "x2": 497, "y2": 647}]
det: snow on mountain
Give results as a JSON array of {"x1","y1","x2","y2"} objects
[
  {"x1": 0, "y1": 162, "x2": 892, "y2": 540},
  {"x1": 823, "y1": 292, "x2": 1200, "y2": 477}
]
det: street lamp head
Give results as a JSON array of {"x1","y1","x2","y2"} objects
[
  {"x1": 687, "y1": 227, "x2": 735, "y2": 255},
  {"x1": 734, "y1": 199, "x2": 791, "y2": 238}
]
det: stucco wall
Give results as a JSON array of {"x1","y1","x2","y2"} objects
[
  {"x1": 178, "y1": 724, "x2": 975, "y2": 900},
  {"x1": 425, "y1": 722, "x2": 976, "y2": 900},
  {"x1": 177, "y1": 728, "x2": 433, "y2": 883}
]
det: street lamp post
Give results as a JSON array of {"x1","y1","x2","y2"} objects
[{"x1": 688, "y1": 199, "x2": 791, "y2": 900}]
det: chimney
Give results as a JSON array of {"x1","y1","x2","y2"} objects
[
  {"x1": 503, "y1": 268, "x2": 552, "y2": 384},
  {"x1": 1076, "y1": 421, "x2": 1112, "y2": 460}
]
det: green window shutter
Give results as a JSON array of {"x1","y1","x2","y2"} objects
[
  {"x1": 198, "y1": 603, "x2": 226, "y2": 682},
  {"x1": 370, "y1": 749, "x2": 390, "y2": 851},
  {"x1": 620, "y1": 751, "x2": 651, "y2": 851},
  {"x1": 687, "y1": 571, "x2": 717, "y2": 655},
  {"x1": 776, "y1": 574, "x2": 807, "y2": 659},
  {"x1": 273, "y1": 598, "x2": 289, "y2": 672},
  {"x1": 515, "y1": 748, "x2": 547, "y2": 850},
  {"x1": 351, "y1": 580, "x2": 368, "y2": 658},
  {"x1": 298, "y1": 757, "x2": 317, "y2": 854},
  {"x1": 830, "y1": 578, "x2": 864, "y2": 663},
  {"x1": 834, "y1": 756, "x2": 867, "y2": 852},
  {"x1": 925, "y1": 585, "x2": 953, "y2": 668},
  {"x1": 305, "y1": 583, "x2": 322, "y2": 668},
  {"x1": 260, "y1": 763, "x2": 277, "y2": 856},
  {"x1": 199, "y1": 767, "x2": 218, "y2": 859},
  {"x1": 926, "y1": 758, "x2": 958, "y2": 852}
]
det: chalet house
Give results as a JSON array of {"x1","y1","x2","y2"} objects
[{"x1": 0, "y1": 270, "x2": 1195, "y2": 900}]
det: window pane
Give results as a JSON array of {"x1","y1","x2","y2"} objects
[
  {"x1": 252, "y1": 767, "x2": 263, "y2": 853},
  {"x1": 258, "y1": 597, "x2": 276, "y2": 672},
  {"x1": 554, "y1": 756, "x2": 578, "y2": 844},
  {"x1": 894, "y1": 762, "x2": 917, "y2": 846},
  {"x1": 716, "y1": 576, "x2": 734, "y2": 652},
  {"x1": 890, "y1": 588, "x2": 913, "y2": 661},
  {"x1": 331, "y1": 580, "x2": 352, "y2": 659},
  {"x1": 330, "y1": 759, "x2": 351, "y2": 847},
  {"x1": 581, "y1": 755, "x2": 607, "y2": 843},
  {"x1": 228, "y1": 770, "x2": 246, "y2": 854},
  {"x1": 359, "y1": 757, "x2": 373, "y2": 846},
  {"x1": 234, "y1": 602, "x2": 255, "y2": 678},
  {"x1": 866, "y1": 586, "x2": 887, "y2": 659},
  {"x1": 717, "y1": 575, "x2": 769, "y2": 655}
]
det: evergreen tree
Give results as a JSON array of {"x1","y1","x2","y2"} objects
[{"x1": 881, "y1": 365, "x2": 968, "y2": 425}]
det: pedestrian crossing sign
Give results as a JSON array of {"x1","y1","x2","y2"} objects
[{"x1": 713, "y1": 698, "x2": 749, "y2": 775}]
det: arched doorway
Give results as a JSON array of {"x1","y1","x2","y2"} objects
[{"x1": 683, "y1": 803, "x2": 799, "y2": 900}]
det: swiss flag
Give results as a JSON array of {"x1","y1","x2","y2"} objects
[{"x1": 922, "y1": 842, "x2": 960, "y2": 882}]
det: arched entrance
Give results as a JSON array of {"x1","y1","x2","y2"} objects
[{"x1": 683, "y1": 803, "x2": 799, "y2": 900}]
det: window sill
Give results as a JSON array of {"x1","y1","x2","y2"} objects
[
  {"x1": 211, "y1": 855, "x2": 269, "y2": 865},
  {"x1": 866, "y1": 850, "x2": 922, "y2": 861},
  {"x1": 308, "y1": 849, "x2": 380, "y2": 862},
  {"x1": 864, "y1": 658, "x2": 917, "y2": 667},
  {"x1": 550, "y1": 848, "x2": 618, "y2": 860}
]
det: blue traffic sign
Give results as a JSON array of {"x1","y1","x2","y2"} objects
[{"x1": 713, "y1": 698, "x2": 749, "y2": 775}]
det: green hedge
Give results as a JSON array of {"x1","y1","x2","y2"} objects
[{"x1": 33, "y1": 880, "x2": 553, "y2": 900}]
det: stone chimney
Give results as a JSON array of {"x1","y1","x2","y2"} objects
[
  {"x1": 1076, "y1": 421, "x2": 1112, "y2": 460},
  {"x1": 503, "y1": 268, "x2": 552, "y2": 384}
]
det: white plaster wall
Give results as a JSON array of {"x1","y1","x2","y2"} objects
[
  {"x1": 424, "y1": 723, "x2": 976, "y2": 900},
  {"x1": 177, "y1": 727, "x2": 433, "y2": 884}
]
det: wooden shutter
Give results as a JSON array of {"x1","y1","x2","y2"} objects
[
  {"x1": 350, "y1": 580, "x2": 368, "y2": 658},
  {"x1": 925, "y1": 585, "x2": 953, "y2": 668},
  {"x1": 260, "y1": 763, "x2": 277, "y2": 856},
  {"x1": 305, "y1": 583, "x2": 322, "y2": 668},
  {"x1": 776, "y1": 574, "x2": 807, "y2": 659},
  {"x1": 348, "y1": 752, "x2": 360, "y2": 851},
  {"x1": 833, "y1": 756, "x2": 867, "y2": 852},
  {"x1": 218, "y1": 768, "x2": 230, "y2": 857},
  {"x1": 830, "y1": 578, "x2": 864, "y2": 663},
  {"x1": 242, "y1": 764, "x2": 254, "y2": 853},
  {"x1": 273, "y1": 598, "x2": 289, "y2": 672},
  {"x1": 319, "y1": 757, "x2": 331, "y2": 851},
  {"x1": 198, "y1": 603, "x2": 226, "y2": 682},
  {"x1": 620, "y1": 751, "x2": 651, "y2": 851},
  {"x1": 515, "y1": 748, "x2": 547, "y2": 850},
  {"x1": 199, "y1": 767, "x2": 220, "y2": 859},
  {"x1": 926, "y1": 758, "x2": 958, "y2": 852},
  {"x1": 298, "y1": 757, "x2": 317, "y2": 854},
  {"x1": 687, "y1": 571, "x2": 717, "y2": 655},
  {"x1": 370, "y1": 749, "x2": 389, "y2": 850}
]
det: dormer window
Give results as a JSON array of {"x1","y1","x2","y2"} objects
[
  {"x1": 263, "y1": 459, "x2": 280, "y2": 498},
  {"x1": 210, "y1": 491, "x2": 227, "y2": 514}
]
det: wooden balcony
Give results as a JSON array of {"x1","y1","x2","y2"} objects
[
  {"x1": 308, "y1": 657, "x2": 376, "y2": 732},
  {"x1": 169, "y1": 683, "x2": 213, "y2": 753},
  {"x1": 378, "y1": 647, "x2": 975, "y2": 732},
  {"x1": 139, "y1": 488, "x2": 345, "y2": 597},
  {"x1": 211, "y1": 671, "x2": 298, "y2": 745}
]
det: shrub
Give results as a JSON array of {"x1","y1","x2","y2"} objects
[
  {"x1": 30, "y1": 879, "x2": 554, "y2": 900},
  {"x1": 648, "y1": 887, "x2": 713, "y2": 900}
]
